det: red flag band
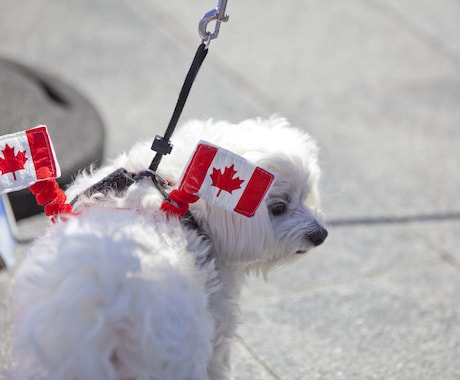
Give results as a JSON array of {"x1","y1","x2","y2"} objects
[{"x1": 178, "y1": 142, "x2": 277, "y2": 217}]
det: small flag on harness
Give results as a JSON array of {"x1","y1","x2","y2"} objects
[
  {"x1": 178, "y1": 141, "x2": 277, "y2": 217},
  {"x1": 0, "y1": 126, "x2": 60, "y2": 194}
]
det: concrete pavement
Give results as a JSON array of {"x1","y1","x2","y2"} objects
[{"x1": 1, "y1": 1, "x2": 459, "y2": 378}]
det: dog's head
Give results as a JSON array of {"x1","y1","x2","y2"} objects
[{"x1": 170, "y1": 118, "x2": 328, "y2": 272}]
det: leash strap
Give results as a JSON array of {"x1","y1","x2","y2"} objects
[
  {"x1": 149, "y1": 43, "x2": 209, "y2": 172},
  {"x1": 150, "y1": 0, "x2": 230, "y2": 171}
]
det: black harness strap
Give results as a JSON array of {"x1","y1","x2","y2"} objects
[
  {"x1": 69, "y1": 168, "x2": 136, "y2": 206},
  {"x1": 70, "y1": 166, "x2": 206, "y2": 237}
]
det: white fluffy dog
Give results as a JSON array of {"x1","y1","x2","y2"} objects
[{"x1": 12, "y1": 117, "x2": 327, "y2": 380}]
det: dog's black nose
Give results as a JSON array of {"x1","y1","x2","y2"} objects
[{"x1": 308, "y1": 226, "x2": 328, "y2": 246}]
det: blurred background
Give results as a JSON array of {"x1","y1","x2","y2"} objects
[{"x1": 1, "y1": 1, "x2": 459, "y2": 379}]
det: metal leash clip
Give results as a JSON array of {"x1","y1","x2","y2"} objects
[{"x1": 199, "y1": 0, "x2": 229, "y2": 44}]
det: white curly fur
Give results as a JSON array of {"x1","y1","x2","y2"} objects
[{"x1": 12, "y1": 117, "x2": 327, "y2": 380}]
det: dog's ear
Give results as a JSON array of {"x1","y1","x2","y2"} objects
[{"x1": 196, "y1": 203, "x2": 274, "y2": 265}]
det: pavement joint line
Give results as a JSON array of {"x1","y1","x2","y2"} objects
[
  {"x1": 127, "y1": 0, "x2": 279, "y2": 112},
  {"x1": 437, "y1": 251, "x2": 460, "y2": 272},
  {"x1": 200, "y1": 51, "x2": 279, "y2": 114},
  {"x1": 404, "y1": 223, "x2": 460, "y2": 274},
  {"x1": 122, "y1": 0, "x2": 202, "y2": 57},
  {"x1": 364, "y1": 0, "x2": 460, "y2": 69},
  {"x1": 328, "y1": 212, "x2": 460, "y2": 227},
  {"x1": 242, "y1": 257, "x2": 447, "y2": 302},
  {"x1": 122, "y1": 0, "x2": 196, "y2": 54},
  {"x1": 285, "y1": 78, "x2": 460, "y2": 116},
  {"x1": 234, "y1": 335, "x2": 281, "y2": 380},
  {"x1": 122, "y1": 1, "x2": 275, "y2": 117},
  {"x1": 323, "y1": 166, "x2": 456, "y2": 237}
]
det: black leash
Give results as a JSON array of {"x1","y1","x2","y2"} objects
[
  {"x1": 149, "y1": 0, "x2": 230, "y2": 170},
  {"x1": 149, "y1": 43, "x2": 208, "y2": 172}
]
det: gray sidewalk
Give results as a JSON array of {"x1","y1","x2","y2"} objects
[{"x1": 1, "y1": 1, "x2": 460, "y2": 379}]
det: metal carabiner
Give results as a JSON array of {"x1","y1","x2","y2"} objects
[{"x1": 198, "y1": 0, "x2": 230, "y2": 44}]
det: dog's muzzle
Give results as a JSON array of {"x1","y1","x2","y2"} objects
[
  {"x1": 295, "y1": 223, "x2": 328, "y2": 254},
  {"x1": 307, "y1": 224, "x2": 328, "y2": 247}
]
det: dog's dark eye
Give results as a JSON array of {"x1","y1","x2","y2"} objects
[{"x1": 270, "y1": 202, "x2": 287, "y2": 216}]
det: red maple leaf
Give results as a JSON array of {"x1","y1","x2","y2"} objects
[
  {"x1": 0, "y1": 144, "x2": 28, "y2": 181},
  {"x1": 210, "y1": 164, "x2": 245, "y2": 197}
]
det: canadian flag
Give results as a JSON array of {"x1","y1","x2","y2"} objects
[
  {"x1": 0, "y1": 126, "x2": 60, "y2": 194},
  {"x1": 178, "y1": 141, "x2": 277, "y2": 217}
]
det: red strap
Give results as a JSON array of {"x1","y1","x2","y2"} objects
[
  {"x1": 29, "y1": 179, "x2": 197, "y2": 221},
  {"x1": 30, "y1": 179, "x2": 75, "y2": 221},
  {"x1": 161, "y1": 189, "x2": 199, "y2": 217}
]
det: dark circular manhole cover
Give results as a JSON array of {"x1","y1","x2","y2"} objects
[{"x1": 0, "y1": 58, "x2": 104, "y2": 219}]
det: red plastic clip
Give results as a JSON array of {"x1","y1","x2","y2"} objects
[
  {"x1": 160, "y1": 189, "x2": 199, "y2": 218},
  {"x1": 29, "y1": 179, "x2": 74, "y2": 222}
]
